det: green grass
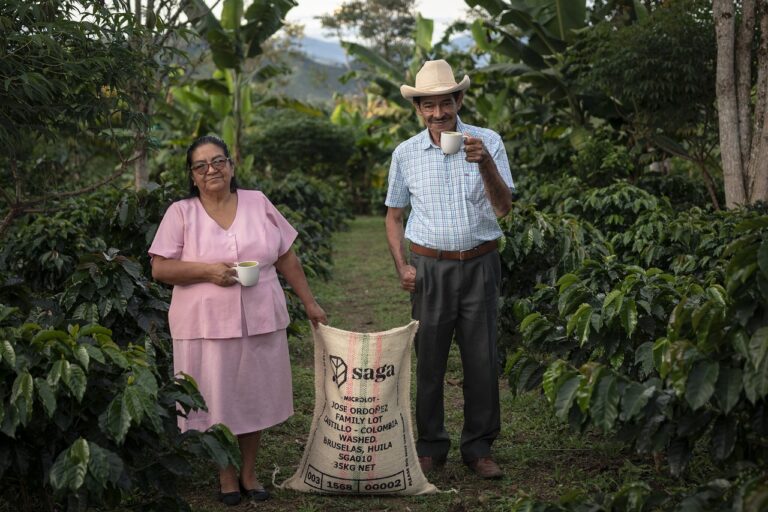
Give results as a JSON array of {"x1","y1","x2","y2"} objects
[{"x1": 180, "y1": 215, "x2": 705, "y2": 510}]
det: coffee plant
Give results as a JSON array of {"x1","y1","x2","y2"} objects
[
  {"x1": 0, "y1": 312, "x2": 240, "y2": 511},
  {"x1": 58, "y1": 248, "x2": 170, "y2": 346},
  {"x1": 500, "y1": 168, "x2": 768, "y2": 510}
]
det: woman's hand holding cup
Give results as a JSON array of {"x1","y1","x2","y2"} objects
[{"x1": 209, "y1": 262, "x2": 238, "y2": 287}]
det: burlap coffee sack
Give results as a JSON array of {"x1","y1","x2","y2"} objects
[{"x1": 279, "y1": 320, "x2": 436, "y2": 495}]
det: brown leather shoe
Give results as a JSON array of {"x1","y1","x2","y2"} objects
[
  {"x1": 418, "y1": 455, "x2": 445, "y2": 474},
  {"x1": 467, "y1": 457, "x2": 503, "y2": 479}
]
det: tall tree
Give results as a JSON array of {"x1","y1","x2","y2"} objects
[
  {"x1": 0, "y1": 0, "x2": 178, "y2": 236},
  {"x1": 318, "y1": 0, "x2": 416, "y2": 67},
  {"x1": 713, "y1": 0, "x2": 768, "y2": 207},
  {"x1": 572, "y1": 0, "x2": 721, "y2": 209}
]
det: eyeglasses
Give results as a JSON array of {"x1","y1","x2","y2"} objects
[{"x1": 190, "y1": 156, "x2": 229, "y2": 175}]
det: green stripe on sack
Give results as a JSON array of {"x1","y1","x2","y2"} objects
[{"x1": 356, "y1": 332, "x2": 370, "y2": 478}]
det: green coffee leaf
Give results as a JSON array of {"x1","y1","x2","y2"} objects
[
  {"x1": 620, "y1": 298, "x2": 638, "y2": 338},
  {"x1": 748, "y1": 327, "x2": 768, "y2": 370},
  {"x1": 49, "y1": 438, "x2": 89, "y2": 492},
  {"x1": 11, "y1": 370, "x2": 33, "y2": 407},
  {"x1": 732, "y1": 329, "x2": 750, "y2": 360},
  {"x1": 576, "y1": 363, "x2": 602, "y2": 413},
  {"x1": 47, "y1": 359, "x2": 67, "y2": 388},
  {"x1": 542, "y1": 360, "x2": 568, "y2": 403},
  {"x1": 714, "y1": 366, "x2": 742, "y2": 414},
  {"x1": 620, "y1": 381, "x2": 655, "y2": 421},
  {"x1": 705, "y1": 285, "x2": 727, "y2": 307},
  {"x1": 566, "y1": 303, "x2": 592, "y2": 346},
  {"x1": 104, "y1": 395, "x2": 132, "y2": 444},
  {"x1": 685, "y1": 360, "x2": 719, "y2": 410},
  {"x1": 74, "y1": 345, "x2": 89, "y2": 371},
  {"x1": 143, "y1": 401, "x2": 164, "y2": 434},
  {"x1": 87, "y1": 442, "x2": 124, "y2": 486},
  {"x1": 590, "y1": 373, "x2": 619, "y2": 431},
  {"x1": 35, "y1": 378, "x2": 57, "y2": 418},
  {"x1": 743, "y1": 354, "x2": 768, "y2": 404},
  {"x1": 555, "y1": 272, "x2": 580, "y2": 292},
  {"x1": 103, "y1": 345, "x2": 129, "y2": 369},
  {"x1": 31, "y1": 330, "x2": 69, "y2": 345},
  {"x1": 554, "y1": 375, "x2": 581, "y2": 421},
  {"x1": 64, "y1": 364, "x2": 87, "y2": 402},
  {"x1": 200, "y1": 433, "x2": 234, "y2": 469},
  {"x1": 0, "y1": 340, "x2": 15, "y2": 368},
  {"x1": 122, "y1": 386, "x2": 145, "y2": 424},
  {"x1": 84, "y1": 344, "x2": 106, "y2": 364},
  {"x1": 602, "y1": 289, "x2": 623, "y2": 322},
  {"x1": 516, "y1": 360, "x2": 542, "y2": 391},
  {"x1": 634, "y1": 342, "x2": 654, "y2": 378},
  {"x1": 558, "y1": 284, "x2": 588, "y2": 316},
  {"x1": 758, "y1": 238, "x2": 768, "y2": 278},
  {"x1": 132, "y1": 366, "x2": 158, "y2": 397},
  {"x1": 79, "y1": 325, "x2": 112, "y2": 337}
]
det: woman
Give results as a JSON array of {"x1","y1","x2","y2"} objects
[{"x1": 149, "y1": 135, "x2": 326, "y2": 505}]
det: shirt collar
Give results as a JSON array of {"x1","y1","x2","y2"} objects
[{"x1": 419, "y1": 116, "x2": 465, "y2": 150}]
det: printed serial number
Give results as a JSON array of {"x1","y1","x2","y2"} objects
[{"x1": 363, "y1": 479, "x2": 402, "y2": 491}]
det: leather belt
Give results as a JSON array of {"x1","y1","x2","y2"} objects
[{"x1": 410, "y1": 240, "x2": 498, "y2": 261}]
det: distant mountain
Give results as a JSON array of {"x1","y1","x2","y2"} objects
[
  {"x1": 294, "y1": 34, "x2": 476, "y2": 67},
  {"x1": 280, "y1": 53, "x2": 361, "y2": 105},
  {"x1": 295, "y1": 36, "x2": 348, "y2": 66}
]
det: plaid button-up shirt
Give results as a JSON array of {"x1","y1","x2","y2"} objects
[{"x1": 385, "y1": 117, "x2": 515, "y2": 251}]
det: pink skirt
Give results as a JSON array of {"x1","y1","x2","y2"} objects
[{"x1": 173, "y1": 328, "x2": 293, "y2": 435}]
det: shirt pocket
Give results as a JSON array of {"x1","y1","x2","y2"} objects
[{"x1": 463, "y1": 171, "x2": 485, "y2": 204}]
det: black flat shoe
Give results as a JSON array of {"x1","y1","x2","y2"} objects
[
  {"x1": 240, "y1": 482, "x2": 270, "y2": 502},
  {"x1": 218, "y1": 489, "x2": 241, "y2": 506}
]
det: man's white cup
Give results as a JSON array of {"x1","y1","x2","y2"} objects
[
  {"x1": 440, "y1": 131, "x2": 465, "y2": 155},
  {"x1": 234, "y1": 261, "x2": 260, "y2": 286}
]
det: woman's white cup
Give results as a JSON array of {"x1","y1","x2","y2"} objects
[
  {"x1": 234, "y1": 261, "x2": 260, "y2": 286},
  {"x1": 440, "y1": 131, "x2": 465, "y2": 155}
]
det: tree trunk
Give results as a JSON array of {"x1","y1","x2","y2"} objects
[
  {"x1": 713, "y1": 0, "x2": 747, "y2": 207},
  {"x1": 736, "y1": 0, "x2": 755, "y2": 167},
  {"x1": 746, "y1": 4, "x2": 768, "y2": 203}
]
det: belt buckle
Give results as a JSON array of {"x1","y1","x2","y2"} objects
[{"x1": 436, "y1": 249, "x2": 443, "y2": 260}]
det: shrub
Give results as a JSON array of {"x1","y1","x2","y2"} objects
[
  {"x1": 570, "y1": 134, "x2": 634, "y2": 186},
  {"x1": 0, "y1": 314, "x2": 240, "y2": 511},
  {"x1": 247, "y1": 110, "x2": 356, "y2": 178},
  {"x1": 562, "y1": 181, "x2": 669, "y2": 235},
  {"x1": 506, "y1": 215, "x2": 768, "y2": 478},
  {"x1": 58, "y1": 248, "x2": 170, "y2": 346}
]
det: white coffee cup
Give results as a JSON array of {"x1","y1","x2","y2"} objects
[
  {"x1": 440, "y1": 131, "x2": 465, "y2": 155},
  {"x1": 234, "y1": 261, "x2": 260, "y2": 286}
]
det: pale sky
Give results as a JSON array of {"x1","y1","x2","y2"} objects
[{"x1": 286, "y1": 0, "x2": 471, "y2": 42}]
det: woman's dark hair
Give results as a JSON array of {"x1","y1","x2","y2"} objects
[{"x1": 185, "y1": 134, "x2": 238, "y2": 196}]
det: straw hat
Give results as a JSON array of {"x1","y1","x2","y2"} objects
[{"x1": 400, "y1": 59, "x2": 470, "y2": 100}]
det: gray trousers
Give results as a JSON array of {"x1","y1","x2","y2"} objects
[{"x1": 410, "y1": 250, "x2": 501, "y2": 463}]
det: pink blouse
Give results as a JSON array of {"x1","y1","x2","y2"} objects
[{"x1": 148, "y1": 190, "x2": 297, "y2": 340}]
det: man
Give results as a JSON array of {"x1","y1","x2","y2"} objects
[{"x1": 385, "y1": 59, "x2": 514, "y2": 479}]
